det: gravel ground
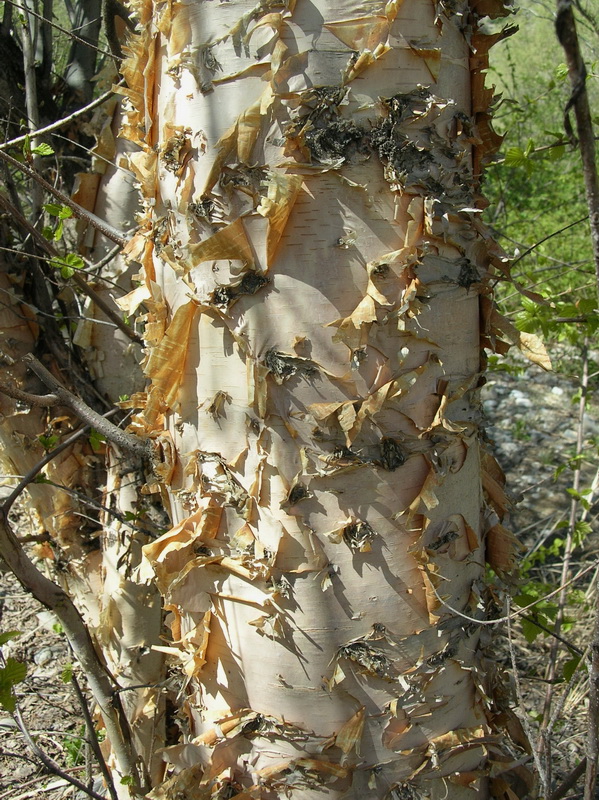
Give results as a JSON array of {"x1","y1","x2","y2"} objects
[{"x1": 0, "y1": 348, "x2": 597, "y2": 799}]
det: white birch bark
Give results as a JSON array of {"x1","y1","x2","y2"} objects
[{"x1": 114, "y1": 0, "x2": 533, "y2": 796}]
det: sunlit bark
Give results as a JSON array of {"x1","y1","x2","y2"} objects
[{"x1": 108, "y1": 0, "x2": 538, "y2": 797}]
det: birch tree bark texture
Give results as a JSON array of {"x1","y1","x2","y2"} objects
[{"x1": 115, "y1": 0, "x2": 536, "y2": 796}]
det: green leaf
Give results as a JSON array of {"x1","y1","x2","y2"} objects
[
  {"x1": 32, "y1": 143, "x2": 55, "y2": 157},
  {"x1": 524, "y1": 138, "x2": 535, "y2": 158},
  {"x1": 89, "y1": 429, "x2": 106, "y2": 452},
  {"x1": 504, "y1": 146, "x2": 527, "y2": 167},
  {"x1": 521, "y1": 617, "x2": 544, "y2": 644},
  {"x1": 549, "y1": 143, "x2": 565, "y2": 161},
  {"x1": 555, "y1": 63, "x2": 569, "y2": 80},
  {"x1": 43, "y1": 202, "x2": 63, "y2": 217},
  {"x1": 0, "y1": 631, "x2": 21, "y2": 646},
  {"x1": 563, "y1": 656, "x2": 581, "y2": 682},
  {"x1": 120, "y1": 776, "x2": 134, "y2": 786},
  {"x1": 61, "y1": 663, "x2": 74, "y2": 684},
  {"x1": 38, "y1": 433, "x2": 59, "y2": 451},
  {"x1": 50, "y1": 253, "x2": 84, "y2": 280},
  {"x1": 0, "y1": 657, "x2": 27, "y2": 711},
  {"x1": 22, "y1": 134, "x2": 31, "y2": 158}
]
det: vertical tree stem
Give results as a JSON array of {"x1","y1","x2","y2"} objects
[
  {"x1": 555, "y1": 0, "x2": 599, "y2": 307},
  {"x1": 539, "y1": 341, "x2": 589, "y2": 782}
]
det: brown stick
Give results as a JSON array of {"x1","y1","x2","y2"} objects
[
  {"x1": 548, "y1": 757, "x2": 587, "y2": 800},
  {"x1": 555, "y1": 0, "x2": 599, "y2": 307},
  {"x1": 555, "y1": 4, "x2": 599, "y2": 795}
]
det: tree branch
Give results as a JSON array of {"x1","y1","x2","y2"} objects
[
  {"x1": 556, "y1": 0, "x2": 599, "y2": 308},
  {"x1": 0, "y1": 192, "x2": 142, "y2": 344},
  {"x1": 1, "y1": 0, "x2": 121, "y2": 61},
  {"x1": 0, "y1": 409, "x2": 119, "y2": 515},
  {"x1": 0, "y1": 83, "x2": 122, "y2": 152},
  {"x1": 0, "y1": 149, "x2": 127, "y2": 246},
  {"x1": 21, "y1": 354, "x2": 151, "y2": 458},
  {"x1": 0, "y1": 510, "x2": 143, "y2": 790},
  {"x1": 71, "y1": 673, "x2": 119, "y2": 800},
  {"x1": 11, "y1": 705, "x2": 110, "y2": 800}
]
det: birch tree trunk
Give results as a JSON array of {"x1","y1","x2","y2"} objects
[{"x1": 109, "y1": 0, "x2": 539, "y2": 797}]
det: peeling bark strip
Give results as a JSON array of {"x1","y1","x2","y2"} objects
[{"x1": 118, "y1": 0, "x2": 534, "y2": 796}]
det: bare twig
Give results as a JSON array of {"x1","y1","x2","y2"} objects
[
  {"x1": 20, "y1": 354, "x2": 150, "y2": 458},
  {"x1": 70, "y1": 674, "x2": 118, "y2": 800},
  {"x1": 586, "y1": 581, "x2": 599, "y2": 800},
  {"x1": 0, "y1": 192, "x2": 141, "y2": 343},
  {"x1": 425, "y1": 560, "x2": 598, "y2": 626},
  {"x1": 520, "y1": 614, "x2": 584, "y2": 657},
  {"x1": 506, "y1": 600, "x2": 548, "y2": 794},
  {"x1": 555, "y1": 0, "x2": 599, "y2": 307},
  {"x1": 2, "y1": 0, "x2": 121, "y2": 61},
  {"x1": 16, "y1": 0, "x2": 42, "y2": 217},
  {"x1": 38, "y1": 477, "x2": 158, "y2": 538},
  {"x1": 549, "y1": 758, "x2": 587, "y2": 800},
  {"x1": 11, "y1": 705, "x2": 109, "y2": 800},
  {"x1": 539, "y1": 342, "x2": 589, "y2": 782},
  {"x1": 555, "y1": 6, "x2": 599, "y2": 790},
  {"x1": 0, "y1": 149, "x2": 127, "y2": 246},
  {"x1": 0, "y1": 409, "x2": 119, "y2": 515},
  {"x1": 509, "y1": 216, "x2": 588, "y2": 269},
  {"x1": 0, "y1": 84, "x2": 122, "y2": 152}
]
